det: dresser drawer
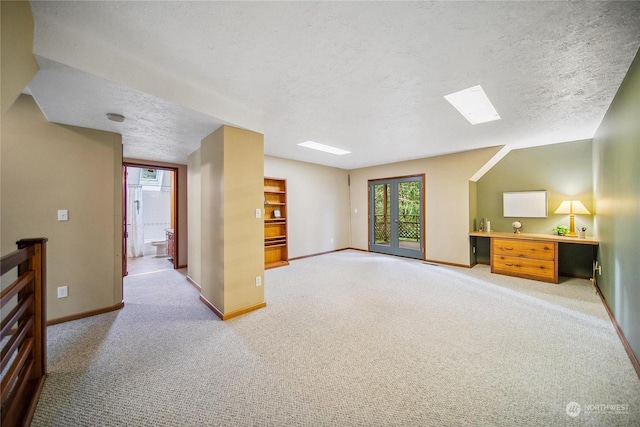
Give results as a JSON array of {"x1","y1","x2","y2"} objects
[
  {"x1": 492, "y1": 255, "x2": 556, "y2": 282},
  {"x1": 492, "y1": 238, "x2": 556, "y2": 260}
]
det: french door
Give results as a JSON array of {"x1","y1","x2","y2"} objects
[{"x1": 369, "y1": 176, "x2": 424, "y2": 259}]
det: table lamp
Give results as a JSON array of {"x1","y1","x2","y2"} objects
[{"x1": 554, "y1": 200, "x2": 590, "y2": 237}]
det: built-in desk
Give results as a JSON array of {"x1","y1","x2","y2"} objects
[{"x1": 469, "y1": 231, "x2": 598, "y2": 284}]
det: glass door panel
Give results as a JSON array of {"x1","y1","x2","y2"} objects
[
  {"x1": 397, "y1": 180, "x2": 421, "y2": 252},
  {"x1": 373, "y1": 183, "x2": 391, "y2": 247}
]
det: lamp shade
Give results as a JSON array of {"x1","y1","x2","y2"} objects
[{"x1": 554, "y1": 200, "x2": 590, "y2": 215}]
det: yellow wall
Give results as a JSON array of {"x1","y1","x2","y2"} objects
[
  {"x1": 200, "y1": 126, "x2": 264, "y2": 314},
  {"x1": 200, "y1": 127, "x2": 225, "y2": 309},
  {"x1": 1, "y1": 0, "x2": 39, "y2": 114},
  {"x1": 187, "y1": 148, "x2": 201, "y2": 285},
  {"x1": 123, "y1": 158, "x2": 188, "y2": 268},
  {"x1": 349, "y1": 146, "x2": 502, "y2": 266},
  {"x1": 264, "y1": 156, "x2": 351, "y2": 257},
  {"x1": 1, "y1": 94, "x2": 123, "y2": 320}
]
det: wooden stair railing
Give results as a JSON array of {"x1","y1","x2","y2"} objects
[{"x1": 1, "y1": 238, "x2": 48, "y2": 427}]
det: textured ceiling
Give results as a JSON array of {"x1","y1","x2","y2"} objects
[{"x1": 27, "y1": 1, "x2": 640, "y2": 169}]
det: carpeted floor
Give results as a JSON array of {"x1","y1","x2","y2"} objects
[{"x1": 31, "y1": 250, "x2": 640, "y2": 426}]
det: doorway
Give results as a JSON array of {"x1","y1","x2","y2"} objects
[
  {"x1": 123, "y1": 163, "x2": 178, "y2": 276},
  {"x1": 369, "y1": 175, "x2": 425, "y2": 260}
]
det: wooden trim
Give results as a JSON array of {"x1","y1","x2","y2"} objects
[
  {"x1": 123, "y1": 161, "x2": 180, "y2": 269},
  {"x1": 47, "y1": 301, "x2": 124, "y2": 326},
  {"x1": 346, "y1": 247, "x2": 369, "y2": 253},
  {"x1": 199, "y1": 295, "x2": 266, "y2": 321},
  {"x1": 367, "y1": 173, "x2": 424, "y2": 183},
  {"x1": 0, "y1": 246, "x2": 33, "y2": 276},
  {"x1": 595, "y1": 284, "x2": 640, "y2": 379},
  {"x1": 186, "y1": 275, "x2": 201, "y2": 291},
  {"x1": 22, "y1": 375, "x2": 46, "y2": 427},
  {"x1": 421, "y1": 173, "x2": 426, "y2": 260},
  {"x1": 288, "y1": 248, "x2": 349, "y2": 261},
  {"x1": 424, "y1": 259, "x2": 471, "y2": 268},
  {"x1": 265, "y1": 260, "x2": 289, "y2": 270},
  {"x1": 178, "y1": 264, "x2": 187, "y2": 269},
  {"x1": 122, "y1": 159, "x2": 128, "y2": 277},
  {"x1": 199, "y1": 294, "x2": 222, "y2": 318},
  {"x1": 222, "y1": 302, "x2": 267, "y2": 320}
]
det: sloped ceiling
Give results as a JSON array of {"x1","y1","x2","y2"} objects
[{"x1": 26, "y1": 1, "x2": 640, "y2": 169}]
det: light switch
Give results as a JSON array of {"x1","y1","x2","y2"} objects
[
  {"x1": 58, "y1": 210, "x2": 69, "y2": 221},
  {"x1": 255, "y1": 208, "x2": 261, "y2": 219}
]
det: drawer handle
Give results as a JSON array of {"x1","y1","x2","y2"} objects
[
  {"x1": 504, "y1": 247, "x2": 514, "y2": 250},
  {"x1": 505, "y1": 263, "x2": 514, "y2": 266}
]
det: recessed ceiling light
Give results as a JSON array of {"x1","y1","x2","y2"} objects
[
  {"x1": 298, "y1": 141, "x2": 351, "y2": 155},
  {"x1": 444, "y1": 85, "x2": 500, "y2": 125},
  {"x1": 106, "y1": 113, "x2": 126, "y2": 122}
]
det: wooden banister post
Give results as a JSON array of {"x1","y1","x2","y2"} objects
[{"x1": 16, "y1": 238, "x2": 47, "y2": 381}]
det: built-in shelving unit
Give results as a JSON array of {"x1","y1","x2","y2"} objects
[{"x1": 264, "y1": 177, "x2": 289, "y2": 269}]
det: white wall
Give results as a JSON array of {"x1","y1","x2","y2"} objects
[{"x1": 264, "y1": 156, "x2": 351, "y2": 258}]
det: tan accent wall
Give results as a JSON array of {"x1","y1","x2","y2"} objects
[
  {"x1": 1, "y1": 94, "x2": 123, "y2": 320},
  {"x1": 264, "y1": 156, "x2": 351, "y2": 257},
  {"x1": 1, "y1": 0, "x2": 39, "y2": 114},
  {"x1": 187, "y1": 148, "x2": 201, "y2": 285},
  {"x1": 349, "y1": 146, "x2": 502, "y2": 266},
  {"x1": 200, "y1": 126, "x2": 264, "y2": 314},
  {"x1": 123, "y1": 158, "x2": 188, "y2": 268}
]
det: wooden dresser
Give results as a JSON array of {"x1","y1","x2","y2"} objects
[
  {"x1": 492, "y1": 237, "x2": 557, "y2": 283},
  {"x1": 470, "y1": 231, "x2": 599, "y2": 284}
]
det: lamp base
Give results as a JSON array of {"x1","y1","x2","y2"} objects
[{"x1": 567, "y1": 214, "x2": 577, "y2": 237}]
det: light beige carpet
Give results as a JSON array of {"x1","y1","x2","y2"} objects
[{"x1": 31, "y1": 250, "x2": 640, "y2": 426}]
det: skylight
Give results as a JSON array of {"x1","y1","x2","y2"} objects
[
  {"x1": 139, "y1": 168, "x2": 164, "y2": 191},
  {"x1": 298, "y1": 141, "x2": 351, "y2": 155},
  {"x1": 444, "y1": 85, "x2": 501, "y2": 125}
]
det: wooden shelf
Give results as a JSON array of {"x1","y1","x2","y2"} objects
[
  {"x1": 265, "y1": 260, "x2": 289, "y2": 270},
  {"x1": 264, "y1": 177, "x2": 288, "y2": 269}
]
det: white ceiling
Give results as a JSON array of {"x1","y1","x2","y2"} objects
[{"x1": 26, "y1": 1, "x2": 640, "y2": 169}]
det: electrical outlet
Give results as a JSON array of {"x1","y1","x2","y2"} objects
[
  {"x1": 57, "y1": 286, "x2": 68, "y2": 298},
  {"x1": 57, "y1": 210, "x2": 68, "y2": 221},
  {"x1": 255, "y1": 276, "x2": 262, "y2": 287}
]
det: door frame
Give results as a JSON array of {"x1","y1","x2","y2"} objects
[
  {"x1": 368, "y1": 174, "x2": 426, "y2": 260},
  {"x1": 122, "y1": 161, "x2": 180, "y2": 276}
]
